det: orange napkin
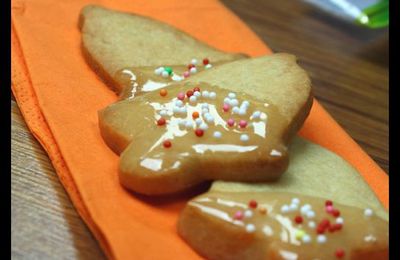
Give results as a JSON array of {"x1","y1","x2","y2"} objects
[{"x1": 11, "y1": 0, "x2": 388, "y2": 259}]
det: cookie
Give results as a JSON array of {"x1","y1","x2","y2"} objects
[
  {"x1": 178, "y1": 137, "x2": 388, "y2": 259},
  {"x1": 79, "y1": 5, "x2": 247, "y2": 94},
  {"x1": 99, "y1": 54, "x2": 313, "y2": 194}
]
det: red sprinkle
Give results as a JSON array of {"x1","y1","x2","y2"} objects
[
  {"x1": 188, "y1": 64, "x2": 195, "y2": 70},
  {"x1": 203, "y1": 58, "x2": 210, "y2": 65},
  {"x1": 193, "y1": 87, "x2": 201, "y2": 92},
  {"x1": 186, "y1": 90, "x2": 194, "y2": 98},
  {"x1": 325, "y1": 200, "x2": 333, "y2": 206},
  {"x1": 316, "y1": 226, "x2": 325, "y2": 234},
  {"x1": 320, "y1": 219, "x2": 331, "y2": 228},
  {"x1": 294, "y1": 215, "x2": 303, "y2": 224},
  {"x1": 163, "y1": 140, "x2": 172, "y2": 148},
  {"x1": 329, "y1": 225, "x2": 336, "y2": 233},
  {"x1": 157, "y1": 118, "x2": 166, "y2": 126},
  {"x1": 248, "y1": 200, "x2": 258, "y2": 209},
  {"x1": 332, "y1": 209, "x2": 341, "y2": 218},
  {"x1": 335, "y1": 249, "x2": 345, "y2": 258},
  {"x1": 334, "y1": 223, "x2": 343, "y2": 230},
  {"x1": 195, "y1": 129, "x2": 204, "y2": 137}
]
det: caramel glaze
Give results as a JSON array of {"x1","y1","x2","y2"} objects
[
  {"x1": 178, "y1": 191, "x2": 388, "y2": 260},
  {"x1": 114, "y1": 82, "x2": 290, "y2": 194},
  {"x1": 114, "y1": 62, "x2": 226, "y2": 100}
]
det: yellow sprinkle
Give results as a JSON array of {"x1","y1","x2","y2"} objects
[{"x1": 295, "y1": 230, "x2": 306, "y2": 240}]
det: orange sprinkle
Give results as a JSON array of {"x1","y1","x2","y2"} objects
[
  {"x1": 259, "y1": 207, "x2": 267, "y2": 215},
  {"x1": 192, "y1": 111, "x2": 199, "y2": 119},
  {"x1": 160, "y1": 89, "x2": 168, "y2": 97}
]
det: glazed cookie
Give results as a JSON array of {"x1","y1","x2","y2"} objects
[
  {"x1": 178, "y1": 137, "x2": 388, "y2": 260},
  {"x1": 99, "y1": 55, "x2": 313, "y2": 194},
  {"x1": 79, "y1": 5, "x2": 246, "y2": 96}
]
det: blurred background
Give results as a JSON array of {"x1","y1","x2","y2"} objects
[{"x1": 221, "y1": 0, "x2": 389, "y2": 173}]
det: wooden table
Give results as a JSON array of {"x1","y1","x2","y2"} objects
[{"x1": 11, "y1": 1, "x2": 388, "y2": 258}]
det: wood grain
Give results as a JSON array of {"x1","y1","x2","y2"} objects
[
  {"x1": 11, "y1": 1, "x2": 388, "y2": 259},
  {"x1": 220, "y1": 0, "x2": 388, "y2": 172},
  {"x1": 11, "y1": 100, "x2": 105, "y2": 260}
]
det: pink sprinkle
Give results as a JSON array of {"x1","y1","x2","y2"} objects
[
  {"x1": 227, "y1": 118, "x2": 235, "y2": 127},
  {"x1": 177, "y1": 92, "x2": 185, "y2": 100},
  {"x1": 326, "y1": 205, "x2": 334, "y2": 213},
  {"x1": 233, "y1": 211, "x2": 244, "y2": 220},
  {"x1": 239, "y1": 120, "x2": 247, "y2": 128},
  {"x1": 223, "y1": 104, "x2": 230, "y2": 112},
  {"x1": 183, "y1": 71, "x2": 190, "y2": 78}
]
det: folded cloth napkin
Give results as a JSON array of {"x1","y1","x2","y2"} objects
[{"x1": 11, "y1": 0, "x2": 388, "y2": 259}]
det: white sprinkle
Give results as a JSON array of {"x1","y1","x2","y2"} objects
[
  {"x1": 252, "y1": 111, "x2": 261, "y2": 119},
  {"x1": 199, "y1": 123, "x2": 208, "y2": 130},
  {"x1": 172, "y1": 74, "x2": 183, "y2": 81},
  {"x1": 281, "y1": 205, "x2": 290, "y2": 214},
  {"x1": 238, "y1": 108, "x2": 247, "y2": 115},
  {"x1": 204, "y1": 112, "x2": 211, "y2": 118},
  {"x1": 154, "y1": 67, "x2": 163, "y2": 75},
  {"x1": 159, "y1": 110, "x2": 168, "y2": 116},
  {"x1": 364, "y1": 208, "x2": 373, "y2": 217},
  {"x1": 202, "y1": 108, "x2": 209, "y2": 115},
  {"x1": 180, "y1": 107, "x2": 187, "y2": 114},
  {"x1": 175, "y1": 100, "x2": 184, "y2": 107},
  {"x1": 173, "y1": 107, "x2": 180, "y2": 114},
  {"x1": 308, "y1": 221, "x2": 316, "y2": 229},
  {"x1": 300, "y1": 204, "x2": 312, "y2": 215},
  {"x1": 189, "y1": 96, "x2": 197, "y2": 103},
  {"x1": 213, "y1": 131, "x2": 222, "y2": 138},
  {"x1": 260, "y1": 113, "x2": 267, "y2": 120},
  {"x1": 228, "y1": 92, "x2": 236, "y2": 99},
  {"x1": 193, "y1": 91, "x2": 201, "y2": 97},
  {"x1": 229, "y1": 99, "x2": 239, "y2": 107},
  {"x1": 201, "y1": 104, "x2": 209, "y2": 109},
  {"x1": 223, "y1": 97, "x2": 230, "y2": 104},
  {"x1": 289, "y1": 203, "x2": 298, "y2": 211},
  {"x1": 205, "y1": 64, "x2": 212, "y2": 69},
  {"x1": 302, "y1": 235, "x2": 311, "y2": 244},
  {"x1": 190, "y1": 67, "x2": 197, "y2": 74},
  {"x1": 161, "y1": 70, "x2": 169, "y2": 78},
  {"x1": 336, "y1": 217, "x2": 344, "y2": 224},
  {"x1": 317, "y1": 235, "x2": 327, "y2": 244},
  {"x1": 240, "y1": 134, "x2": 249, "y2": 142},
  {"x1": 242, "y1": 101, "x2": 250, "y2": 107},
  {"x1": 209, "y1": 92, "x2": 216, "y2": 99},
  {"x1": 232, "y1": 106, "x2": 240, "y2": 114},
  {"x1": 245, "y1": 224, "x2": 256, "y2": 233},
  {"x1": 306, "y1": 211, "x2": 315, "y2": 219},
  {"x1": 205, "y1": 115, "x2": 214, "y2": 123},
  {"x1": 202, "y1": 91, "x2": 210, "y2": 98},
  {"x1": 291, "y1": 198, "x2": 300, "y2": 205},
  {"x1": 195, "y1": 118, "x2": 203, "y2": 125},
  {"x1": 185, "y1": 121, "x2": 194, "y2": 129},
  {"x1": 191, "y1": 59, "x2": 198, "y2": 65},
  {"x1": 244, "y1": 210, "x2": 253, "y2": 218}
]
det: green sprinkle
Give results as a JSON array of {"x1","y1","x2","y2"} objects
[{"x1": 165, "y1": 67, "x2": 173, "y2": 75}]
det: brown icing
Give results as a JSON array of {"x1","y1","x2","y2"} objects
[
  {"x1": 116, "y1": 82, "x2": 290, "y2": 194},
  {"x1": 178, "y1": 191, "x2": 388, "y2": 260}
]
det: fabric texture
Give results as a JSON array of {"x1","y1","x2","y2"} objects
[{"x1": 11, "y1": 0, "x2": 388, "y2": 259}]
